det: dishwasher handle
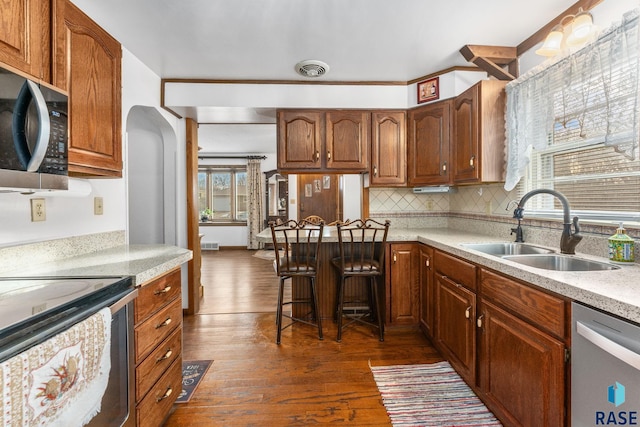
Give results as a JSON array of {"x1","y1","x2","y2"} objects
[{"x1": 576, "y1": 321, "x2": 640, "y2": 371}]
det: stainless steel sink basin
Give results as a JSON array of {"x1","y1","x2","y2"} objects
[
  {"x1": 460, "y1": 242, "x2": 555, "y2": 256},
  {"x1": 502, "y1": 254, "x2": 621, "y2": 271}
]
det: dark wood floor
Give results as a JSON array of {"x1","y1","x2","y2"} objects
[{"x1": 164, "y1": 249, "x2": 443, "y2": 426}]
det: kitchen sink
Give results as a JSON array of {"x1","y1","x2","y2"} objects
[
  {"x1": 460, "y1": 242, "x2": 555, "y2": 256},
  {"x1": 501, "y1": 254, "x2": 621, "y2": 271}
]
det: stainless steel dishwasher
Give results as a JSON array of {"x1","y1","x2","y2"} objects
[{"x1": 572, "y1": 302, "x2": 640, "y2": 426}]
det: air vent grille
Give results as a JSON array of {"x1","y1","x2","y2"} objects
[{"x1": 295, "y1": 60, "x2": 330, "y2": 78}]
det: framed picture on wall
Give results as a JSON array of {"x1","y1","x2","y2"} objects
[
  {"x1": 322, "y1": 175, "x2": 330, "y2": 189},
  {"x1": 305, "y1": 184, "x2": 312, "y2": 198},
  {"x1": 314, "y1": 179, "x2": 321, "y2": 193},
  {"x1": 417, "y1": 77, "x2": 439, "y2": 103}
]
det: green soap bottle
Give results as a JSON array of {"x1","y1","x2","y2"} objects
[{"x1": 608, "y1": 223, "x2": 635, "y2": 263}]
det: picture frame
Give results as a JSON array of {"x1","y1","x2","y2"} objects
[
  {"x1": 314, "y1": 179, "x2": 321, "y2": 193},
  {"x1": 417, "y1": 77, "x2": 439, "y2": 103},
  {"x1": 305, "y1": 184, "x2": 312, "y2": 198},
  {"x1": 322, "y1": 175, "x2": 331, "y2": 189}
]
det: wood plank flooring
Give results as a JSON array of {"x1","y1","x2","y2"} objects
[{"x1": 164, "y1": 249, "x2": 443, "y2": 426}]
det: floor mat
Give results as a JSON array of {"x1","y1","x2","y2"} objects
[
  {"x1": 370, "y1": 361, "x2": 502, "y2": 426},
  {"x1": 175, "y1": 360, "x2": 213, "y2": 403}
]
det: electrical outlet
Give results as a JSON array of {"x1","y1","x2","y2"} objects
[
  {"x1": 94, "y1": 197, "x2": 104, "y2": 215},
  {"x1": 426, "y1": 199, "x2": 434, "y2": 210},
  {"x1": 485, "y1": 201, "x2": 493, "y2": 215},
  {"x1": 31, "y1": 198, "x2": 46, "y2": 222}
]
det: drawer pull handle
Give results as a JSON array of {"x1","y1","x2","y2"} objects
[
  {"x1": 465, "y1": 306, "x2": 472, "y2": 319},
  {"x1": 156, "y1": 317, "x2": 172, "y2": 329},
  {"x1": 154, "y1": 286, "x2": 172, "y2": 295},
  {"x1": 314, "y1": 151, "x2": 320, "y2": 162},
  {"x1": 442, "y1": 161, "x2": 447, "y2": 172},
  {"x1": 156, "y1": 387, "x2": 173, "y2": 402},
  {"x1": 373, "y1": 165, "x2": 378, "y2": 177},
  {"x1": 327, "y1": 150, "x2": 331, "y2": 161},
  {"x1": 393, "y1": 252, "x2": 397, "y2": 263},
  {"x1": 425, "y1": 259, "x2": 430, "y2": 267},
  {"x1": 156, "y1": 349, "x2": 173, "y2": 362},
  {"x1": 470, "y1": 156, "x2": 475, "y2": 168},
  {"x1": 477, "y1": 314, "x2": 484, "y2": 328}
]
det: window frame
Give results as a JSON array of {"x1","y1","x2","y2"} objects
[{"x1": 198, "y1": 166, "x2": 248, "y2": 226}]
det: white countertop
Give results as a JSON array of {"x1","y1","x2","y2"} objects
[
  {"x1": 258, "y1": 226, "x2": 640, "y2": 324},
  {"x1": 2, "y1": 244, "x2": 193, "y2": 286}
]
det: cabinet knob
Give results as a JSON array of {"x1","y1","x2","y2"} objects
[
  {"x1": 327, "y1": 151, "x2": 331, "y2": 161},
  {"x1": 154, "y1": 286, "x2": 172, "y2": 295},
  {"x1": 477, "y1": 314, "x2": 484, "y2": 328},
  {"x1": 442, "y1": 162, "x2": 447, "y2": 172},
  {"x1": 314, "y1": 151, "x2": 320, "y2": 162},
  {"x1": 425, "y1": 259, "x2": 430, "y2": 267},
  {"x1": 156, "y1": 387, "x2": 173, "y2": 402},
  {"x1": 393, "y1": 252, "x2": 397, "y2": 263},
  {"x1": 469, "y1": 156, "x2": 475, "y2": 168},
  {"x1": 373, "y1": 165, "x2": 378, "y2": 177},
  {"x1": 465, "y1": 306, "x2": 472, "y2": 319}
]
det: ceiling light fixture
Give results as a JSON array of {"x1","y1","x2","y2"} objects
[
  {"x1": 295, "y1": 60, "x2": 330, "y2": 78},
  {"x1": 536, "y1": 8, "x2": 596, "y2": 57}
]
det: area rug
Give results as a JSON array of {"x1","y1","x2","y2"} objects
[
  {"x1": 175, "y1": 360, "x2": 213, "y2": 403},
  {"x1": 370, "y1": 361, "x2": 502, "y2": 426},
  {"x1": 252, "y1": 249, "x2": 283, "y2": 261}
]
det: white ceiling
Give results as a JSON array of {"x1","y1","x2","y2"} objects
[{"x1": 69, "y1": 0, "x2": 580, "y2": 153}]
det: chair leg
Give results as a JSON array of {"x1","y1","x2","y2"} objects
[
  {"x1": 371, "y1": 276, "x2": 384, "y2": 342},
  {"x1": 310, "y1": 277, "x2": 323, "y2": 340},
  {"x1": 276, "y1": 276, "x2": 285, "y2": 345},
  {"x1": 336, "y1": 276, "x2": 346, "y2": 342}
]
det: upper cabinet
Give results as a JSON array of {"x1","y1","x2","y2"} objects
[
  {"x1": 0, "y1": 0, "x2": 51, "y2": 82},
  {"x1": 54, "y1": 0, "x2": 122, "y2": 177},
  {"x1": 277, "y1": 109, "x2": 369, "y2": 172},
  {"x1": 452, "y1": 80, "x2": 506, "y2": 184},
  {"x1": 369, "y1": 111, "x2": 406, "y2": 187},
  {"x1": 407, "y1": 100, "x2": 452, "y2": 186}
]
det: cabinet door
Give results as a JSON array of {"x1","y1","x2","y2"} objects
[
  {"x1": 477, "y1": 300, "x2": 565, "y2": 427},
  {"x1": 408, "y1": 100, "x2": 451, "y2": 186},
  {"x1": 435, "y1": 273, "x2": 476, "y2": 383},
  {"x1": 370, "y1": 111, "x2": 406, "y2": 186},
  {"x1": 419, "y1": 245, "x2": 434, "y2": 337},
  {"x1": 0, "y1": 0, "x2": 50, "y2": 81},
  {"x1": 277, "y1": 110, "x2": 324, "y2": 170},
  {"x1": 452, "y1": 83, "x2": 479, "y2": 183},
  {"x1": 55, "y1": 0, "x2": 122, "y2": 177},
  {"x1": 387, "y1": 243, "x2": 419, "y2": 325},
  {"x1": 325, "y1": 110, "x2": 369, "y2": 170}
]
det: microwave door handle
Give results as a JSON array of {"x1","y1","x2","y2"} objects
[
  {"x1": 576, "y1": 321, "x2": 640, "y2": 371},
  {"x1": 12, "y1": 81, "x2": 50, "y2": 172}
]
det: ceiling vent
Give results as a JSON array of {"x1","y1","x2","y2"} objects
[{"x1": 295, "y1": 60, "x2": 330, "y2": 78}]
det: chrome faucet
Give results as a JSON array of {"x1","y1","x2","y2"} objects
[{"x1": 512, "y1": 189, "x2": 583, "y2": 255}]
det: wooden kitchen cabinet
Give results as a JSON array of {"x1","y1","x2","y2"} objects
[
  {"x1": 54, "y1": 0, "x2": 123, "y2": 177},
  {"x1": 0, "y1": 0, "x2": 51, "y2": 82},
  {"x1": 277, "y1": 109, "x2": 369, "y2": 172},
  {"x1": 433, "y1": 250, "x2": 477, "y2": 383},
  {"x1": 418, "y1": 244, "x2": 434, "y2": 337},
  {"x1": 452, "y1": 80, "x2": 506, "y2": 184},
  {"x1": 477, "y1": 268, "x2": 568, "y2": 427},
  {"x1": 133, "y1": 268, "x2": 183, "y2": 427},
  {"x1": 385, "y1": 243, "x2": 419, "y2": 326},
  {"x1": 370, "y1": 111, "x2": 406, "y2": 187},
  {"x1": 407, "y1": 100, "x2": 452, "y2": 186}
]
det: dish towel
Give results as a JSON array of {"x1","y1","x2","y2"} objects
[{"x1": 0, "y1": 307, "x2": 112, "y2": 427}]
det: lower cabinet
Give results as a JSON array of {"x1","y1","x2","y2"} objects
[
  {"x1": 386, "y1": 243, "x2": 419, "y2": 325},
  {"x1": 427, "y1": 247, "x2": 570, "y2": 427},
  {"x1": 418, "y1": 245, "x2": 434, "y2": 337},
  {"x1": 133, "y1": 268, "x2": 183, "y2": 427}
]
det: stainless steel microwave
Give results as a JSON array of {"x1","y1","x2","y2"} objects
[{"x1": 0, "y1": 66, "x2": 68, "y2": 191}]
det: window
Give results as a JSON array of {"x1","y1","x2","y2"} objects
[
  {"x1": 198, "y1": 167, "x2": 247, "y2": 223},
  {"x1": 507, "y1": 9, "x2": 640, "y2": 224}
]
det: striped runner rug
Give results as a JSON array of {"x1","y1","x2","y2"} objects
[{"x1": 370, "y1": 361, "x2": 502, "y2": 426}]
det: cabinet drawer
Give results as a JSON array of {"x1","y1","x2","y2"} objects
[
  {"x1": 480, "y1": 269, "x2": 567, "y2": 339},
  {"x1": 136, "y1": 357, "x2": 182, "y2": 427},
  {"x1": 134, "y1": 268, "x2": 181, "y2": 325},
  {"x1": 135, "y1": 327, "x2": 182, "y2": 402},
  {"x1": 434, "y1": 250, "x2": 477, "y2": 291},
  {"x1": 135, "y1": 298, "x2": 182, "y2": 363}
]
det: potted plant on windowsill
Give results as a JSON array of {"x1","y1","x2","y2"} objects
[{"x1": 201, "y1": 208, "x2": 214, "y2": 221}]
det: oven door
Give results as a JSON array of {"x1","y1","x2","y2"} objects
[{"x1": 86, "y1": 289, "x2": 137, "y2": 427}]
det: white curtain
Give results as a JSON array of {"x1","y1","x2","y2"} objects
[
  {"x1": 504, "y1": 8, "x2": 640, "y2": 191},
  {"x1": 247, "y1": 158, "x2": 263, "y2": 250}
]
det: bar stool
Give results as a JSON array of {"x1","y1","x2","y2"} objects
[
  {"x1": 331, "y1": 218, "x2": 390, "y2": 342},
  {"x1": 269, "y1": 219, "x2": 324, "y2": 345}
]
